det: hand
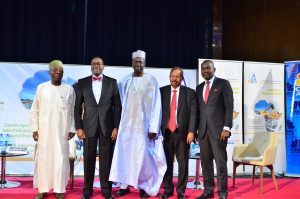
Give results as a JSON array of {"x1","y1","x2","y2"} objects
[
  {"x1": 68, "y1": 132, "x2": 75, "y2": 140},
  {"x1": 32, "y1": 131, "x2": 39, "y2": 142},
  {"x1": 111, "y1": 128, "x2": 118, "y2": 141},
  {"x1": 148, "y1": 132, "x2": 157, "y2": 139},
  {"x1": 77, "y1": 129, "x2": 86, "y2": 140},
  {"x1": 186, "y1": 132, "x2": 194, "y2": 144},
  {"x1": 220, "y1": 130, "x2": 231, "y2": 141}
]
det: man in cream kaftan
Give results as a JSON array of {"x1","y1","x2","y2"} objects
[
  {"x1": 109, "y1": 50, "x2": 167, "y2": 197},
  {"x1": 29, "y1": 60, "x2": 75, "y2": 199}
]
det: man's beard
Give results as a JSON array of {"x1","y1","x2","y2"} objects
[{"x1": 134, "y1": 66, "x2": 144, "y2": 75}]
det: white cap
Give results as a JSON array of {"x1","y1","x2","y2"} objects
[{"x1": 132, "y1": 50, "x2": 146, "y2": 60}]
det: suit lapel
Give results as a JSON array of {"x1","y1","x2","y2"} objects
[
  {"x1": 177, "y1": 86, "x2": 184, "y2": 113},
  {"x1": 198, "y1": 82, "x2": 205, "y2": 104}
]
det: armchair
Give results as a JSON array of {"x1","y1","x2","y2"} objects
[{"x1": 232, "y1": 132, "x2": 278, "y2": 193}]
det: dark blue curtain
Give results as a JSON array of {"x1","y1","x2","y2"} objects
[{"x1": 0, "y1": 0, "x2": 212, "y2": 69}]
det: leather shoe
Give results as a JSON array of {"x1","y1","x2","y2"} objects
[
  {"x1": 81, "y1": 193, "x2": 91, "y2": 199},
  {"x1": 116, "y1": 188, "x2": 130, "y2": 197},
  {"x1": 160, "y1": 192, "x2": 173, "y2": 199},
  {"x1": 177, "y1": 193, "x2": 185, "y2": 199},
  {"x1": 104, "y1": 194, "x2": 114, "y2": 199},
  {"x1": 139, "y1": 189, "x2": 150, "y2": 198},
  {"x1": 102, "y1": 192, "x2": 114, "y2": 199},
  {"x1": 195, "y1": 191, "x2": 214, "y2": 199},
  {"x1": 35, "y1": 193, "x2": 47, "y2": 199},
  {"x1": 54, "y1": 193, "x2": 64, "y2": 199}
]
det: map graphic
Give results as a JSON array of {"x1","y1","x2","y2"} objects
[{"x1": 254, "y1": 100, "x2": 282, "y2": 132}]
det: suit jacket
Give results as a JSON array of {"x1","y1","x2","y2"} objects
[
  {"x1": 160, "y1": 85, "x2": 198, "y2": 138},
  {"x1": 74, "y1": 75, "x2": 122, "y2": 137},
  {"x1": 196, "y1": 77, "x2": 233, "y2": 140}
]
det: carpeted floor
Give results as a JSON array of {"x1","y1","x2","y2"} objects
[{"x1": 0, "y1": 176, "x2": 300, "y2": 199}]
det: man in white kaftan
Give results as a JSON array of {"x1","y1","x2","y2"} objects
[
  {"x1": 29, "y1": 60, "x2": 75, "y2": 199},
  {"x1": 109, "y1": 50, "x2": 167, "y2": 197}
]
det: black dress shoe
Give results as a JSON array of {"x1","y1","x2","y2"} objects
[
  {"x1": 195, "y1": 191, "x2": 214, "y2": 199},
  {"x1": 177, "y1": 193, "x2": 185, "y2": 199},
  {"x1": 102, "y1": 192, "x2": 114, "y2": 199},
  {"x1": 54, "y1": 193, "x2": 64, "y2": 199},
  {"x1": 104, "y1": 194, "x2": 114, "y2": 199},
  {"x1": 116, "y1": 188, "x2": 130, "y2": 197},
  {"x1": 81, "y1": 193, "x2": 91, "y2": 199},
  {"x1": 35, "y1": 193, "x2": 47, "y2": 199},
  {"x1": 139, "y1": 189, "x2": 150, "y2": 198},
  {"x1": 160, "y1": 192, "x2": 173, "y2": 199}
]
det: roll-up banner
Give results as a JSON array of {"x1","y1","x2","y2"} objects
[
  {"x1": 244, "y1": 62, "x2": 285, "y2": 174},
  {"x1": 285, "y1": 61, "x2": 300, "y2": 177},
  {"x1": 198, "y1": 59, "x2": 243, "y2": 174}
]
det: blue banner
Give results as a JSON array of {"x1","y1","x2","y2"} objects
[{"x1": 285, "y1": 61, "x2": 300, "y2": 176}]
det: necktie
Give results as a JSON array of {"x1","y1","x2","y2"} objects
[
  {"x1": 92, "y1": 76, "x2": 102, "y2": 81},
  {"x1": 204, "y1": 81, "x2": 210, "y2": 104},
  {"x1": 168, "y1": 90, "x2": 177, "y2": 132}
]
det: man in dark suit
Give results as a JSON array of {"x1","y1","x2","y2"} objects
[
  {"x1": 74, "y1": 56, "x2": 122, "y2": 199},
  {"x1": 160, "y1": 67, "x2": 197, "y2": 199},
  {"x1": 195, "y1": 60, "x2": 233, "y2": 199}
]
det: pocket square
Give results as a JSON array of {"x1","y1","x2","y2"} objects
[{"x1": 214, "y1": 88, "x2": 218, "y2": 92}]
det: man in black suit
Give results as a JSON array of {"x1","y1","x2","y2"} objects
[
  {"x1": 160, "y1": 67, "x2": 197, "y2": 199},
  {"x1": 195, "y1": 60, "x2": 233, "y2": 199},
  {"x1": 74, "y1": 56, "x2": 122, "y2": 199}
]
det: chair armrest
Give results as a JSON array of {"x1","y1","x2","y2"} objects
[
  {"x1": 232, "y1": 144, "x2": 249, "y2": 161},
  {"x1": 263, "y1": 146, "x2": 277, "y2": 165}
]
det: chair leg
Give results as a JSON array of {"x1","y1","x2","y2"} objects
[
  {"x1": 252, "y1": 165, "x2": 256, "y2": 184},
  {"x1": 267, "y1": 165, "x2": 278, "y2": 191},
  {"x1": 232, "y1": 161, "x2": 240, "y2": 188},
  {"x1": 259, "y1": 166, "x2": 264, "y2": 194},
  {"x1": 69, "y1": 159, "x2": 75, "y2": 189}
]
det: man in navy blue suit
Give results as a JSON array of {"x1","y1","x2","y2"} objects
[{"x1": 195, "y1": 60, "x2": 233, "y2": 199}]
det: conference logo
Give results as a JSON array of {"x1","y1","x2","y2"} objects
[
  {"x1": 248, "y1": 72, "x2": 257, "y2": 83},
  {"x1": 293, "y1": 73, "x2": 300, "y2": 99},
  {"x1": 19, "y1": 70, "x2": 76, "y2": 110}
]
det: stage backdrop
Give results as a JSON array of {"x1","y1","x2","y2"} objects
[
  {"x1": 284, "y1": 61, "x2": 300, "y2": 176},
  {"x1": 243, "y1": 62, "x2": 285, "y2": 174},
  {"x1": 0, "y1": 62, "x2": 197, "y2": 176},
  {"x1": 198, "y1": 59, "x2": 244, "y2": 175}
]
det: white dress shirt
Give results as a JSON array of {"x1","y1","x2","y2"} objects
[{"x1": 92, "y1": 74, "x2": 103, "y2": 104}]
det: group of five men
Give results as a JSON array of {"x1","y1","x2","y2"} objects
[{"x1": 30, "y1": 50, "x2": 233, "y2": 199}]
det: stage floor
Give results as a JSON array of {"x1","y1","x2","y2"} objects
[{"x1": 0, "y1": 176, "x2": 299, "y2": 198}]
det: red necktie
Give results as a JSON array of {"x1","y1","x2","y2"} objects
[
  {"x1": 204, "y1": 81, "x2": 210, "y2": 104},
  {"x1": 92, "y1": 76, "x2": 102, "y2": 81},
  {"x1": 168, "y1": 90, "x2": 177, "y2": 132}
]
